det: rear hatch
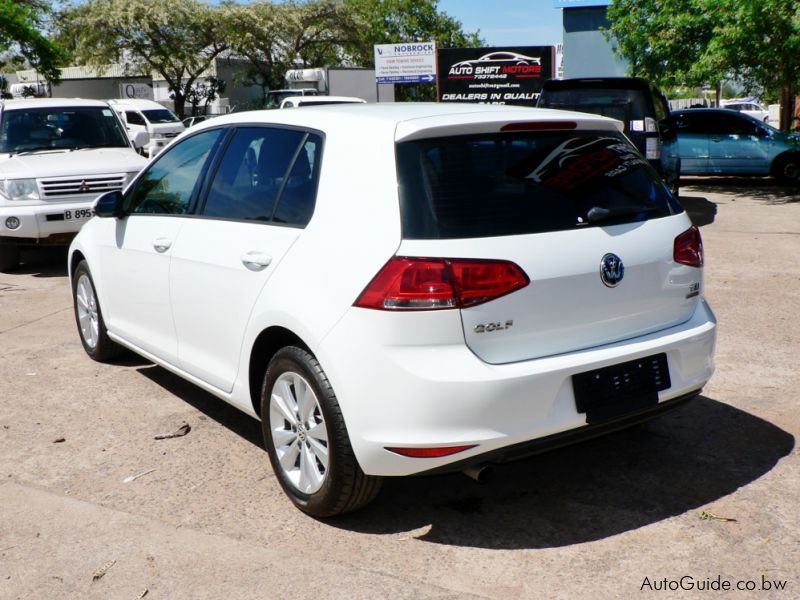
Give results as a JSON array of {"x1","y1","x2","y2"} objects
[{"x1": 393, "y1": 122, "x2": 701, "y2": 364}]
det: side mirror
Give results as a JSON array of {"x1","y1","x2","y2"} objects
[
  {"x1": 756, "y1": 127, "x2": 770, "y2": 138},
  {"x1": 131, "y1": 130, "x2": 150, "y2": 149},
  {"x1": 94, "y1": 190, "x2": 125, "y2": 218}
]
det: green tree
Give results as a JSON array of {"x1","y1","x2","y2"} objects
[
  {"x1": 606, "y1": 0, "x2": 721, "y2": 102},
  {"x1": 607, "y1": 0, "x2": 800, "y2": 130},
  {"x1": 344, "y1": 0, "x2": 483, "y2": 100},
  {"x1": 0, "y1": 0, "x2": 64, "y2": 83},
  {"x1": 702, "y1": 0, "x2": 800, "y2": 130},
  {"x1": 222, "y1": 0, "x2": 359, "y2": 105},
  {"x1": 58, "y1": 0, "x2": 228, "y2": 118}
]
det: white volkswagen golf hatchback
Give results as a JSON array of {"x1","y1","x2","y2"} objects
[{"x1": 69, "y1": 104, "x2": 716, "y2": 517}]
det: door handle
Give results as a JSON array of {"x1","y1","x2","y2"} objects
[
  {"x1": 710, "y1": 136, "x2": 723, "y2": 143},
  {"x1": 241, "y1": 251, "x2": 272, "y2": 271},
  {"x1": 153, "y1": 237, "x2": 172, "y2": 253}
]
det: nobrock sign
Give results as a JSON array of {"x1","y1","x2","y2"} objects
[
  {"x1": 437, "y1": 46, "x2": 555, "y2": 106},
  {"x1": 374, "y1": 42, "x2": 437, "y2": 85}
]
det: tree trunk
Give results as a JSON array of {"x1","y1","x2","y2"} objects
[
  {"x1": 715, "y1": 82, "x2": 721, "y2": 108},
  {"x1": 173, "y1": 92, "x2": 186, "y2": 119},
  {"x1": 780, "y1": 86, "x2": 797, "y2": 132}
]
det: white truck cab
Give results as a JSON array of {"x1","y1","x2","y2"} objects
[
  {"x1": 0, "y1": 98, "x2": 148, "y2": 270},
  {"x1": 107, "y1": 98, "x2": 185, "y2": 158}
]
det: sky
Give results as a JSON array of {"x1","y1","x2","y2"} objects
[{"x1": 438, "y1": 0, "x2": 563, "y2": 47}]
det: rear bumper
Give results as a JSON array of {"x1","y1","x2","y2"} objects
[
  {"x1": 0, "y1": 199, "x2": 96, "y2": 241},
  {"x1": 318, "y1": 298, "x2": 716, "y2": 477},
  {"x1": 418, "y1": 389, "x2": 699, "y2": 475}
]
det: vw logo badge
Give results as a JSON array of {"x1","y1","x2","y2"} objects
[{"x1": 600, "y1": 253, "x2": 624, "y2": 287}]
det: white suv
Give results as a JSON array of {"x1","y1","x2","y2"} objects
[
  {"x1": 68, "y1": 104, "x2": 716, "y2": 517},
  {"x1": 0, "y1": 98, "x2": 148, "y2": 270}
]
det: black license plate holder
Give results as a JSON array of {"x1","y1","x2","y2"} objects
[{"x1": 572, "y1": 353, "x2": 671, "y2": 424}]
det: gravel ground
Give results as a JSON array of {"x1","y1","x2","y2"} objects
[{"x1": 1, "y1": 178, "x2": 798, "y2": 599}]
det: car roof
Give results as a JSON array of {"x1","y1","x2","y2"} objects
[
  {"x1": 673, "y1": 108, "x2": 747, "y2": 115},
  {"x1": 542, "y1": 77, "x2": 652, "y2": 91},
  {"x1": 671, "y1": 108, "x2": 767, "y2": 123},
  {"x1": 190, "y1": 102, "x2": 623, "y2": 141},
  {"x1": 107, "y1": 99, "x2": 166, "y2": 109},
  {"x1": 1, "y1": 97, "x2": 111, "y2": 110},
  {"x1": 283, "y1": 96, "x2": 366, "y2": 104}
]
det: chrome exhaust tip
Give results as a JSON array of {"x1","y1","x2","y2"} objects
[{"x1": 462, "y1": 464, "x2": 495, "y2": 484}]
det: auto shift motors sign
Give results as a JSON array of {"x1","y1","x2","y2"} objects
[{"x1": 437, "y1": 46, "x2": 555, "y2": 106}]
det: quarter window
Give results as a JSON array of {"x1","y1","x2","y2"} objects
[
  {"x1": 126, "y1": 129, "x2": 222, "y2": 215},
  {"x1": 272, "y1": 135, "x2": 321, "y2": 226}
]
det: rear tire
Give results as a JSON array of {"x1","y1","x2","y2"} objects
[
  {"x1": 72, "y1": 260, "x2": 125, "y2": 362},
  {"x1": 0, "y1": 243, "x2": 20, "y2": 272},
  {"x1": 261, "y1": 346, "x2": 382, "y2": 517},
  {"x1": 773, "y1": 154, "x2": 800, "y2": 185}
]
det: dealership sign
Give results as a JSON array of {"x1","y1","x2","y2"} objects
[
  {"x1": 437, "y1": 46, "x2": 555, "y2": 106},
  {"x1": 119, "y1": 83, "x2": 154, "y2": 100},
  {"x1": 374, "y1": 42, "x2": 437, "y2": 84}
]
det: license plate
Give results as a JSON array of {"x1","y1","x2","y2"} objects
[
  {"x1": 64, "y1": 208, "x2": 94, "y2": 221},
  {"x1": 572, "y1": 353, "x2": 671, "y2": 424}
]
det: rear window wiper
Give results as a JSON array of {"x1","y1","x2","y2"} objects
[{"x1": 586, "y1": 204, "x2": 660, "y2": 223}]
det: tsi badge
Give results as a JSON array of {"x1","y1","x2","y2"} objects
[{"x1": 600, "y1": 253, "x2": 625, "y2": 287}]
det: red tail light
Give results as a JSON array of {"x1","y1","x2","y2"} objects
[
  {"x1": 386, "y1": 445, "x2": 477, "y2": 458},
  {"x1": 354, "y1": 257, "x2": 529, "y2": 311},
  {"x1": 674, "y1": 226, "x2": 704, "y2": 268}
]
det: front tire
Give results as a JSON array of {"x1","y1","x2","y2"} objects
[
  {"x1": 261, "y1": 346, "x2": 382, "y2": 517},
  {"x1": 72, "y1": 260, "x2": 125, "y2": 362}
]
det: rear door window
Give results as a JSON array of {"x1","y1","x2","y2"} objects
[
  {"x1": 397, "y1": 131, "x2": 682, "y2": 240},
  {"x1": 200, "y1": 127, "x2": 322, "y2": 227}
]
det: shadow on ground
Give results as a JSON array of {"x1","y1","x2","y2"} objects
[
  {"x1": 132, "y1": 364, "x2": 796, "y2": 550},
  {"x1": 137, "y1": 364, "x2": 263, "y2": 448},
  {"x1": 681, "y1": 177, "x2": 800, "y2": 204},
  {"x1": 3, "y1": 247, "x2": 69, "y2": 278},
  {"x1": 678, "y1": 195, "x2": 717, "y2": 227}
]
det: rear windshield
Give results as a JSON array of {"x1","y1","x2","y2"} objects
[
  {"x1": 538, "y1": 88, "x2": 652, "y2": 131},
  {"x1": 397, "y1": 131, "x2": 682, "y2": 240}
]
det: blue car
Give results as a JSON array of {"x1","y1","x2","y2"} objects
[{"x1": 667, "y1": 108, "x2": 800, "y2": 183}]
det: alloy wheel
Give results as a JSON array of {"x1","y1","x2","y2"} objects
[
  {"x1": 269, "y1": 371, "x2": 329, "y2": 494},
  {"x1": 75, "y1": 274, "x2": 100, "y2": 349}
]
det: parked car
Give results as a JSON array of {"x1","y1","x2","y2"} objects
[
  {"x1": 279, "y1": 96, "x2": 366, "y2": 108},
  {"x1": 667, "y1": 108, "x2": 800, "y2": 183},
  {"x1": 68, "y1": 104, "x2": 716, "y2": 516},
  {"x1": 721, "y1": 100, "x2": 770, "y2": 123},
  {"x1": 537, "y1": 77, "x2": 680, "y2": 195},
  {"x1": 182, "y1": 115, "x2": 213, "y2": 128},
  {"x1": 265, "y1": 88, "x2": 319, "y2": 109},
  {"x1": 107, "y1": 98, "x2": 185, "y2": 158},
  {"x1": 0, "y1": 98, "x2": 148, "y2": 270}
]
